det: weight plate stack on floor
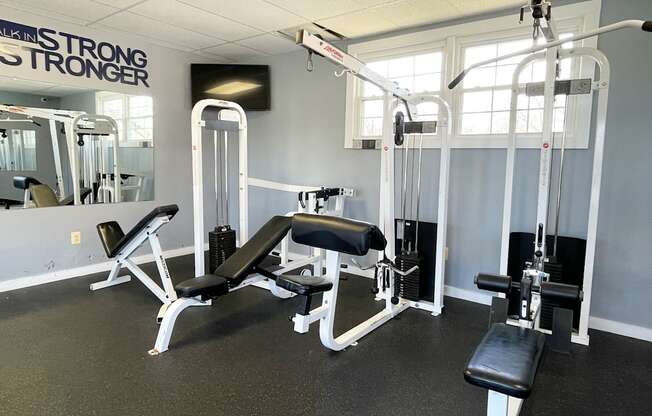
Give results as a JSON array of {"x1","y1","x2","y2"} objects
[
  {"x1": 394, "y1": 253, "x2": 421, "y2": 301},
  {"x1": 209, "y1": 225, "x2": 236, "y2": 273}
]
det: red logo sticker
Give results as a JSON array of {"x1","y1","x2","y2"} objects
[{"x1": 543, "y1": 143, "x2": 549, "y2": 149}]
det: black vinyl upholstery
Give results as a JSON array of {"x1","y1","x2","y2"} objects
[
  {"x1": 276, "y1": 275, "x2": 333, "y2": 296},
  {"x1": 97, "y1": 205, "x2": 179, "y2": 258},
  {"x1": 60, "y1": 188, "x2": 92, "y2": 205},
  {"x1": 291, "y1": 214, "x2": 386, "y2": 256},
  {"x1": 13, "y1": 176, "x2": 41, "y2": 190},
  {"x1": 174, "y1": 216, "x2": 292, "y2": 298},
  {"x1": 464, "y1": 323, "x2": 546, "y2": 399}
]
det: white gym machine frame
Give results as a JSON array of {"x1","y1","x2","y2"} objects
[
  {"x1": 90, "y1": 214, "x2": 177, "y2": 321},
  {"x1": 0, "y1": 104, "x2": 121, "y2": 205},
  {"x1": 191, "y1": 99, "x2": 355, "y2": 297},
  {"x1": 288, "y1": 30, "x2": 452, "y2": 351},
  {"x1": 449, "y1": 2, "x2": 652, "y2": 415}
]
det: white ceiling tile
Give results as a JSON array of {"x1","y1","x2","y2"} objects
[
  {"x1": 92, "y1": 0, "x2": 145, "y2": 8},
  {"x1": 446, "y1": 0, "x2": 523, "y2": 14},
  {"x1": 263, "y1": 0, "x2": 365, "y2": 21},
  {"x1": 130, "y1": 0, "x2": 262, "y2": 41},
  {"x1": 236, "y1": 33, "x2": 299, "y2": 54},
  {"x1": 0, "y1": 0, "x2": 118, "y2": 24},
  {"x1": 92, "y1": 11, "x2": 224, "y2": 50},
  {"x1": 317, "y1": 7, "x2": 398, "y2": 38},
  {"x1": 178, "y1": 0, "x2": 308, "y2": 32},
  {"x1": 201, "y1": 43, "x2": 267, "y2": 62},
  {"x1": 379, "y1": 0, "x2": 462, "y2": 28}
]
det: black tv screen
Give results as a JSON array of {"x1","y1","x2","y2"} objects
[{"x1": 191, "y1": 64, "x2": 270, "y2": 111}]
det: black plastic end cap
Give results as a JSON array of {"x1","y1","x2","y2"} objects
[
  {"x1": 448, "y1": 70, "x2": 466, "y2": 90},
  {"x1": 643, "y1": 21, "x2": 652, "y2": 32}
]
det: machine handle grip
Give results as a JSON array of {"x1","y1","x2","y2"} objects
[
  {"x1": 474, "y1": 273, "x2": 512, "y2": 293},
  {"x1": 448, "y1": 70, "x2": 467, "y2": 90},
  {"x1": 643, "y1": 21, "x2": 652, "y2": 32},
  {"x1": 540, "y1": 282, "x2": 583, "y2": 302}
]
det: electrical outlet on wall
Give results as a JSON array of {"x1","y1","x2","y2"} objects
[{"x1": 70, "y1": 231, "x2": 81, "y2": 245}]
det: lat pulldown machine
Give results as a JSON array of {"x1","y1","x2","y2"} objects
[
  {"x1": 278, "y1": 29, "x2": 453, "y2": 351},
  {"x1": 449, "y1": 2, "x2": 652, "y2": 414}
]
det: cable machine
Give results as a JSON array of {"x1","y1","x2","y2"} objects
[
  {"x1": 449, "y1": 0, "x2": 652, "y2": 346},
  {"x1": 295, "y1": 30, "x2": 453, "y2": 325}
]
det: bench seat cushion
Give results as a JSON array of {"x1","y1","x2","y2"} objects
[
  {"x1": 276, "y1": 275, "x2": 333, "y2": 296},
  {"x1": 464, "y1": 323, "x2": 546, "y2": 399},
  {"x1": 175, "y1": 274, "x2": 229, "y2": 299}
]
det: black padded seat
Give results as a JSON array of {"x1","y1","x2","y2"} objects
[
  {"x1": 29, "y1": 184, "x2": 60, "y2": 207},
  {"x1": 464, "y1": 323, "x2": 546, "y2": 399},
  {"x1": 97, "y1": 205, "x2": 179, "y2": 258},
  {"x1": 276, "y1": 275, "x2": 333, "y2": 296},
  {"x1": 175, "y1": 274, "x2": 229, "y2": 299},
  {"x1": 173, "y1": 216, "x2": 292, "y2": 299},
  {"x1": 291, "y1": 214, "x2": 386, "y2": 256}
]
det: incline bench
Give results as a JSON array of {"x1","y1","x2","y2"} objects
[
  {"x1": 13, "y1": 175, "x2": 91, "y2": 207},
  {"x1": 149, "y1": 215, "x2": 296, "y2": 355},
  {"x1": 464, "y1": 323, "x2": 545, "y2": 415},
  {"x1": 91, "y1": 205, "x2": 183, "y2": 321}
]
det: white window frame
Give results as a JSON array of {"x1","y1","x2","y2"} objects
[
  {"x1": 344, "y1": 0, "x2": 601, "y2": 149},
  {"x1": 95, "y1": 91, "x2": 154, "y2": 148}
]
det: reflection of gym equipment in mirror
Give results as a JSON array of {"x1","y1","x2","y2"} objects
[{"x1": 0, "y1": 104, "x2": 128, "y2": 207}]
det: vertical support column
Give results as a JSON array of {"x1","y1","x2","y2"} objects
[
  {"x1": 239, "y1": 119, "x2": 249, "y2": 244},
  {"x1": 66, "y1": 122, "x2": 81, "y2": 205},
  {"x1": 191, "y1": 114, "x2": 205, "y2": 277},
  {"x1": 379, "y1": 92, "x2": 395, "y2": 262},
  {"x1": 533, "y1": 46, "x2": 559, "y2": 268},
  {"x1": 49, "y1": 119, "x2": 66, "y2": 198}
]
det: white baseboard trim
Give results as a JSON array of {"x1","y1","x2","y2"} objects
[
  {"x1": 0, "y1": 246, "x2": 195, "y2": 293},
  {"x1": 589, "y1": 316, "x2": 652, "y2": 342}
]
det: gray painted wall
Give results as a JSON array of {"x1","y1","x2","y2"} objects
[{"x1": 243, "y1": 0, "x2": 652, "y2": 330}]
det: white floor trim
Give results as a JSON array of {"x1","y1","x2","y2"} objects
[
  {"x1": 444, "y1": 285, "x2": 493, "y2": 305},
  {"x1": 0, "y1": 246, "x2": 195, "y2": 293},
  {"x1": 589, "y1": 316, "x2": 652, "y2": 343}
]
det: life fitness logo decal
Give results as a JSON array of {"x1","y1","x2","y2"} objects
[
  {"x1": 322, "y1": 42, "x2": 344, "y2": 62},
  {"x1": 0, "y1": 19, "x2": 149, "y2": 87}
]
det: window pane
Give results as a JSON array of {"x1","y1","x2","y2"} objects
[
  {"x1": 461, "y1": 112, "x2": 491, "y2": 135},
  {"x1": 417, "y1": 102, "x2": 438, "y2": 117},
  {"x1": 363, "y1": 100, "x2": 383, "y2": 118},
  {"x1": 368, "y1": 60, "x2": 388, "y2": 77},
  {"x1": 127, "y1": 117, "x2": 153, "y2": 141},
  {"x1": 391, "y1": 76, "x2": 414, "y2": 91},
  {"x1": 532, "y1": 61, "x2": 546, "y2": 82},
  {"x1": 413, "y1": 73, "x2": 440, "y2": 92},
  {"x1": 517, "y1": 94, "x2": 529, "y2": 110},
  {"x1": 528, "y1": 109, "x2": 544, "y2": 132},
  {"x1": 491, "y1": 111, "x2": 510, "y2": 134},
  {"x1": 464, "y1": 43, "x2": 496, "y2": 68},
  {"x1": 497, "y1": 38, "x2": 532, "y2": 65},
  {"x1": 363, "y1": 81, "x2": 383, "y2": 97},
  {"x1": 463, "y1": 91, "x2": 492, "y2": 113},
  {"x1": 388, "y1": 56, "x2": 413, "y2": 78},
  {"x1": 516, "y1": 110, "x2": 529, "y2": 133},
  {"x1": 553, "y1": 108, "x2": 566, "y2": 132},
  {"x1": 495, "y1": 64, "x2": 517, "y2": 86},
  {"x1": 128, "y1": 96, "x2": 153, "y2": 117},
  {"x1": 102, "y1": 98, "x2": 123, "y2": 119},
  {"x1": 415, "y1": 52, "x2": 442, "y2": 74},
  {"x1": 464, "y1": 66, "x2": 496, "y2": 88},
  {"x1": 529, "y1": 96, "x2": 544, "y2": 109},
  {"x1": 362, "y1": 117, "x2": 383, "y2": 137},
  {"x1": 492, "y1": 89, "x2": 511, "y2": 111}
]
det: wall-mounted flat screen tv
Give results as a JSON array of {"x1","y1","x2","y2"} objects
[{"x1": 191, "y1": 64, "x2": 270, "y2": 111}]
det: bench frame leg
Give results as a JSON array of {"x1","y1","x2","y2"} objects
[
  {"x1": 487, "y1": 391, "x2": 523, "y2": 416},
  {"x1": 148, "y1": 297, "x2": 210, "y2": 355}
]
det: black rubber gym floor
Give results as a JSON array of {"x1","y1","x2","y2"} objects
[{"x1": 0, "y1": 254, "x2": 650, "y2": 415}]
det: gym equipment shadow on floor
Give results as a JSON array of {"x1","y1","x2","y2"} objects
[{"x1": 0, "y1": 254, "x2": 650, "y2": 416}]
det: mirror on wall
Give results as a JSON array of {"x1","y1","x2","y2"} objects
[{"x1": 0, "y1": 76, "x2": 154, "y2": 210}]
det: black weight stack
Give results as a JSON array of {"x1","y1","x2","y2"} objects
[
  {"x1": 394, "y1": 253, "x2": 421, "y2": 301},
  {"x1": 208, "y1": 225, "x2": 236, "y2": 274}
]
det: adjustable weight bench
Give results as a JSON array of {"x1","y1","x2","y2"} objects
[
  {"x1": 464, "y1": 323, "x2": 546, "y2": 416},
  {"x1": 91, "y1": 205, "x2": 184, "y2": 321},
  {"x1": 13, "y1": 175, "x2": 91, "y2": 207},
  {"x1": 149, "y1": 215, "x2": 296, "y2": 355}
]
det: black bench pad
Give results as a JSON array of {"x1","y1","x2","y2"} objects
[
  {"x1": 464, "y1": 323, "x2": 545, "y2": 399},
  {"x1": 97, "y1": 204, "x2": 179, "y2": 258},
  {"x1": 276, "y1": 275, "x2": 333, "y2": 296},
  {"x1": 175, "y1": 274, "x2": 229, "y2": 299},
  {"x1": 291, "y1": 214, "x2": 386, "y2": 256}
]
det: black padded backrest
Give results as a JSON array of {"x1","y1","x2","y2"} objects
[
  {"x1": 30, "y1": 184, "x2": 60, "y2": 207},
  {"x1": 97, "y1": 204, "x2": 179, "y2": 258},
  {"x1": 215, "y1": 216, "x2": 292, "y2": 285},
  {"x1": 291, "y1": 214, "x2": 387, "y2": 256},
  {"x1": 60, "y1": 188, "x2": 92, "y2": 206},
  {"x1": 13, "y1": 176, "x2": 41, "y2": 190}
]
